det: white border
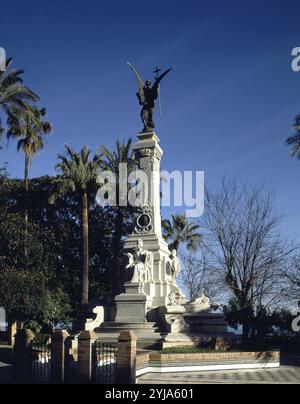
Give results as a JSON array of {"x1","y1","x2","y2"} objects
[{"x1": 136, "y1": 362, "x2": 280, "y2": 377}]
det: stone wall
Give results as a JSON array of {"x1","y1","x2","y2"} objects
[{"x1": 136, "y1": 351, "x2": 280, "y2": 378}]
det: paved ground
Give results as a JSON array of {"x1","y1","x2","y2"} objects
[
  {"x1": 0, "y1": 345, "x2": 13, "y2": 384},
  {"x1": 137, "y1": 366, "x2": 300, "y2": 384},
  {"x1": 137, "y1": 354, "x2": 300, "y2": 385}
]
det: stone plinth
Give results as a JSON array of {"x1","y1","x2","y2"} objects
[
  {"x1": 115, "y1": 283, "x2": 153, "y2": 323},
  {"x1": 159, "y1": 306, "x2": 189, "y2": 334}
]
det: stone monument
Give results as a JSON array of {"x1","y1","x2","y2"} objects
[{"x1": 94, "y1": 65, "x2": 230, "y2": 348}]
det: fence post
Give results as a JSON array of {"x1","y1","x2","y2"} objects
[
  {"x1": 7, "y1": 321, "x2": 17, "y2": 347},
  {"x1": 13, "y1": 328, "x2": 34, "y2": 381},
  {"x1": 116, "y1": 331, "x2": 137, "y2": 384},
  {"x1": 51, "y1": 330, "x2": 69, "y2": 384},
  {"x1": 77, "y1": 330, "x2": 96, "y2": 384}
]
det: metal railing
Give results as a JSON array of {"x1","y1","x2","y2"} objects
[
  {"x1": 92, "y1": 341, "x2": 117, "y2": 384},
  {"x1": 26, "y1": 342, "x2": 51, "y2": 383}
]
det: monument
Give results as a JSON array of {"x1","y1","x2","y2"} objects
[{"x1": 94, "y1": 64, "x2": 230, "y2": 348}]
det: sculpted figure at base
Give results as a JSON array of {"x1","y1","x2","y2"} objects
[
  {"x1": 168, "y1": 291, "x2": 181, "y2": 307},
  {"x1": 170, "y1": 249, "x2": 180, "y2": 284},
  {"x1": 126, "y1": 240, "x2": 154, "y2": 289}
]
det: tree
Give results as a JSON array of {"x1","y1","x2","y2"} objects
[
  {"x1": 0, "y1": 58, "x2": 38, "y2": 141},
  {"x1": 0, "y1": 269, "x2": 48, "y2": 327},
  {"x1": 0, "y1": 174, "x2": 127, "y2": 314},
  {"x1": 6, "y1": 104, "x2": 52, "y2": 223},
  {"x1": 0, "y1": 210, "x2": 59, "y2": 278},
  {"x1": 180, "y1": 246, "x2": 219, "y2": 302},
  {"x1": 99, "y1": 139, "x2": 136, "y2": 293},
  {"x1": 34, "y1": 288, "x2": 72, "y2": 334},
  {"x1": 52, "y1": 146, "x2": 102, "y2": 308},
  {"x1": 162, "y1": 214, "x2": 201, "y2": 252},
  {"x1": 286, "y1": 115, "x2": 300, "y2": 158},
  {"x1": 0, "y1": 268, "x2": 71, "y2": 333},
  {"x1": 202, "y1": 180, "x2": 295, "y2": 340},
  {"x1": 285, "y1": 257, "x2": 300, "y2": 302}
]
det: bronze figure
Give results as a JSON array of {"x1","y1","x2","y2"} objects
[{"x1": 127, "y1": 63, "x2": 172, "y2": 132}]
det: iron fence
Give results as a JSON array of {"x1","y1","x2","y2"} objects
[
  {"x1": 26, "y1": 342, "x2": 51, "y2": 383},
  {"x1": 92, "y1": 341, "x2": 117, "y2": 384}
]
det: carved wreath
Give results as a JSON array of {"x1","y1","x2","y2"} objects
[{"x1": 134, "y1": 206, "x2": 153, "y2": 234}]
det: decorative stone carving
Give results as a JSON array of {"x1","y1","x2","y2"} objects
[
  {"x1": 126, "y1": 240, "x2": 154, "y2": 291},
  {"x1": 185, "y1": 293, "x2": 213, "y2": 315},
  {"x1": 134, "y1": 206, "x2": 153, "y2": 234},
  {"x1": 159, "y1": 306, "x2": 189, "y2": 334},
  {"x1": 84, "y1": 306, "x2": 104, "y2": 331},
  {"x1": 137, "y1": 148, "x2": 161, "y2": 172},
  {"x1": 168, "y1": 291, "x2": 181, "y2": 307}
]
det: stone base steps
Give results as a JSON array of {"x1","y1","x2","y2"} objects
[{"x1": 95, "y1": 321, "x2": 164, "y2": 350}]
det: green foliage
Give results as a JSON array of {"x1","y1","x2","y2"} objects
[
  {"x1": 224, "y1": 298, "x2": 296, "y2": 340},
  {"x1": 162, "y1": 214, "x2": 202, "y2": 252},
  {"x1": 0, "y1": 269, "x2": 45, "y2": 323},
  {"x1": 52, "y1": 145, "x2": 102, "y2": 197},
  {"x1": 224, "y1": 299, "x2": 255, "y2": 330},
  {"x1": 0, "y1": 269, "x2": 71, "y2": 331},
  {"x1": 0, "y1": 172, "x2": 134, "y2": 313},
  {"x1": 99, "y1": 139, "x2": 137, "y2": 294},
  {"x1": 270, "y1": 309, "x2": 296, "y2": 337},
  {"x1": 6, "y1": 104, "x2": 52, "y2": 163},
  {"x1": 0, "y1": 58, "x2": 38, "y2": 137},
  {"x1": 36, "y1": 288, "x2": 72, "y2": 332},
  {"x1": 0, "y1": 211, "x2": 57, "y2": 276}
]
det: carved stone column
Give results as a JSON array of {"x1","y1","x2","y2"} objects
[{"x1": 124, "y1": 132, "x2": 174, "y2": 310}]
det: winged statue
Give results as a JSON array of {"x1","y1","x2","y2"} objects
[{"x1": 127, "y1": 62, "x2": 172, "y2": 132}]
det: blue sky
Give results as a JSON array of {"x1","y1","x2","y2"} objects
[{"x1": 1, "y1": 0, "x2": 300, "y2": 239}]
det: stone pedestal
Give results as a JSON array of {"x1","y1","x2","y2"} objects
[
  {"x1": 159, "y1": 306, "x2": 189, "y2": 334},
  {"x1": 115, "y1": 283, "x2": 153, "y2": 323}
]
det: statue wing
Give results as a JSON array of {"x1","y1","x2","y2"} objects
[
  {"x1": 127, "y1": 62, "x2": 145, "y2": 103},
  {"x1": 152, "y1": 68, "x2": 172, "y2": 94}
]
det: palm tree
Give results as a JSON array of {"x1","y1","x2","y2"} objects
[
  {"x1": 162, "y1": 214, "x2": 202, "y2": 252},
  {"x1": 6, "y1": 104, "x2": 52, "y2": 190},
  {"x1": 53, "y1": 145, "x2": 102, "y2": 307},
  {"x1": 0, "y1": 58, "x2": 38, "y2": 138},
  {"x1": 99, "y1": 139, "x2": 136, "y2": 293},
  {"x1": 287, "y1": 115, "x2": 300, "y2": 158},
  {"x1": 6, "y1": 104, "x2": 52, "y2": 222}
]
